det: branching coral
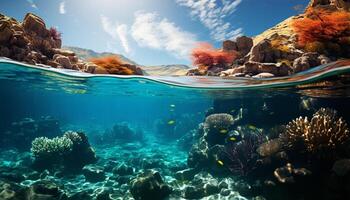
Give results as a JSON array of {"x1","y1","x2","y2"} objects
[
  {"x1": 281, "y1": 108, "x2": 350, "y2": 153},
  {"x1": 31, "y1": 131, "x2": 96, "y2": 171},
  {"x1": 31, "y1": 136, "x2": 73, "y2": 158}
]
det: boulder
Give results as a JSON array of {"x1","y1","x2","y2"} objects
[
  {"x1": 22, "y1": 13, "x2": 48, "y2": 37},
  {"x1": 253, "y1": 72, "x2": 275, "y2": 79},
  {"x1": 236, "y1": 36, "x2": 253, "y2": 56},
  {"x1": 130, "y1": 170, "x2": 172, "y2": 200},
  {"x1": 82, "y1": 165, "x2": 106, "y2": 182},
  {"x1": 27, "y1": 180, "x2": 68, "y2": 200},
  {"x1": 53, "y1": 55, "x2": 72, "y2": 69},
  {"x1": 0, "y1": 21, "x2": 14, "y2": 43},
  {"x1": 292, "y1": 52, "x2": 321, "y2": 73},
  {"x1": 223, "y1": 40, "x2": 237, "y2": 51},
  {"x1": 250, "y1": 39, "x2": 275, "y2": 63}
]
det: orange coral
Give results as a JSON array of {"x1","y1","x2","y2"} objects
[
  {"x1": 191, "y1": 42, "x2": 237, "y2": 68},
  {"x1": 292, "y1": 8, "x2": 350, "y2": 46},
  {"x1": 89, "y1": 56, "x2": 135, "y2": 75}
]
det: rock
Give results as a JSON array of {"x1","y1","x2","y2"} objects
[
  {"x1": 0, "y1": 21, "x2": 14, "y2": 43},
  {"x1": 112, "y1": 163, "x2": 134, "y2": 176},
  {"x1": 223, "y1": 40, "x2": 237, "y2": 51},
  {"x1": 53, "y1": 55, "x2": 72, "y2": 69},
  {"x1": 252, "y1": 72, "x2": 275, "y2": 79},
  {"x1": 82, "y1": 165, "x2": 106, "y2": 182},
  {"x1": 46, "y1": 60, "x2": 60, "y2": 68},
  {"x1": 292, "y1": 52, "x2": 320, "y2": 73},
  {"x1": 0, "y1": 46, "x2": 10, "y2": 57},
  {"x1": 250, "y1": 39, "x2": 275, "y2": 63},
  {"x1": 184, "y1": 186, "x2": 205, "y2": 199},
  {"x1": 274, "y1": 163, "x2": 312, "y2": 183},
  {"x1": 52, "y1": 48, "x2": 75, "y2": 57},
  {"x1": 332, "y1": 159, "x2": 350, "y2": 176},
  {"x1": 22, "y1": 13, "x2": 48, "y2": 37},
  {"x1": 236, "y1": 36, "x2": 253, "y2": 56},
  {"x1": 257, "y1": 139, "x2": 282, "y2": 157},
  {"x1": 309, "y1": 0, "x2": 350, "y2": 11},
  {"x1": 0, "y1": 181, "x2": 27, "y2": 200},
  {"x1": 27, "y1": 180, "x2": 68, "y2": 200},
  {"x1": 318, "y1": 54, "x2": 331, "y2": 65},
  {"x1": 130, "y1": 170, "x2": 172, "y2": 200},
  {"x1": 174, "y1": 168, "x2": 197, "y2": 181}
]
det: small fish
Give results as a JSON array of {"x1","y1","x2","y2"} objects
[
  {"x1": 170, "y1": 104, "x2": 176, "y2": 108},
  {"x1": 217, "y1": 160, "x2": 224, "y2": 166},
  {"x1": 167, "y1": 120, "x2": 176, "y2": 125},
  {"x1": 248, "y1": 125, "x2": 257, "y2": 130},
  {"x1": 262, "y1": 102, "x2": 268, "y2": 111},
  {"x1": 229, "y1": 137, "x2": 236, "y2": 141},
  {"x1": 170, "y1": 109, "x2": 175, "y2": 112},
  {"x1": 219, "y1": 129, "x2": 228, "y2": 134},
  {"x1": 300, "y1": 97, "x2": 315, "y2": 111}
]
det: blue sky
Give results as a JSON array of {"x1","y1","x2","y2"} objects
[{"x1": 0, "y1": 0, "x2": 309, "y2": 66}]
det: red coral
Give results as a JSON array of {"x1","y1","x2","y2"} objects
[
  {"x1": 49, "y1": 27, "x2": 62, "y2": 41},
  {"x1": 191, "y1": 42, "x2": 237, "y2": 69},
  {"x1": 292, "y1": 8, "x2": 350, "y2": 46},
  {"x1": 89, "y1": 56, "x2": 135, "y2": 75}
]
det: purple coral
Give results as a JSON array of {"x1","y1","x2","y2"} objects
[
  {"x1": 222, "y1": 131, "x2": 265, "y2": 175},
  {"x1": 49, "y1": 27, "x2": 62, "y2": 40}
]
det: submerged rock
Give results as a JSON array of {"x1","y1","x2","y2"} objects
[
  {"x1": 82, "y1": 165, "x2": 106, "y2": 183},
  {"x1": 27, "y1": 180, "x2": 67, "y2": 200},
  {"x1": 130, "y1": 170, "x2": 172, "y2": 200}
]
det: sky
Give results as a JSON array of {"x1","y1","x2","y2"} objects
[{"x1": 0, "y1": 0, "x2": 310, "y2": 66}]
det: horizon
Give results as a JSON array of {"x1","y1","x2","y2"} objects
[{"x1": 0, "y1": 0, "x2": 309, "y2": 66}]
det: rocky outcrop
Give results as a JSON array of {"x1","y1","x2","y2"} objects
[
  {"x1": 0, "y1": 13, "x2": 143, "y2": 75},
  {"x1": 191, "y1": 0, "x2": 349, "y2": 78},
  {"x1": 309, "y1": 0, "x2": 350, "y2": 10},
  {"x1": 223, "y1": 36, "x2": 253, "y2": 58}
]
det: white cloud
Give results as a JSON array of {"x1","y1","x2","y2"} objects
[
  {"x1": 176, "y1": 0, "x2": 243, "y2": 41},
  {"x1": 131, "y1": 11, "x2": 197, "y2": 59},
  {"x1": 100, "y1": 15, "x2": 131, "y2": 54},
  {"x1": 27, "y1": 0, "x2": 38, "y2": 9},
  {"x1": 59, "y1": 1, "x2": 66, "y2": 14}
]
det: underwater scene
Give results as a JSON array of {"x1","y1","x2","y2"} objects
[
  {"x1": 1, "y1": 60, "x2": 350, "y2": 200},
  {"x1": 2, "y1": 0, "x2": 350, "y2": 200}
]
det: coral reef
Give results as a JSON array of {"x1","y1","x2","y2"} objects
[
  {"x1": 31, "y1": 131, "x2": 97, "y2": 172},
  {"x1": 281, "y1": 108, "x2": 350, "y2": 153},
  {"x1": 0, "y1": 13, "x2": 143, "y2": 75}
]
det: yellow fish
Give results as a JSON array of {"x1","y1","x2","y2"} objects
[
  {"x1": 229, "y1": 137, "x2": 236, "y2": 141},
  {"x1": 219, "y1": 129, "x2": 228, "y2": 134},
  {"x1": 217, "y1": 160, "x2": 224, "y2": 166},
  {"x1": 168, "y1": 120, "x2": 175, "y2": 125},
  {"x1": 248, "y1": 125, "x2": 257, "y2": 130}
]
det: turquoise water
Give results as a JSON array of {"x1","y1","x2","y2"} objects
[{"x1": 1, "y1": 59, "x2": 350, "y2": 200}]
